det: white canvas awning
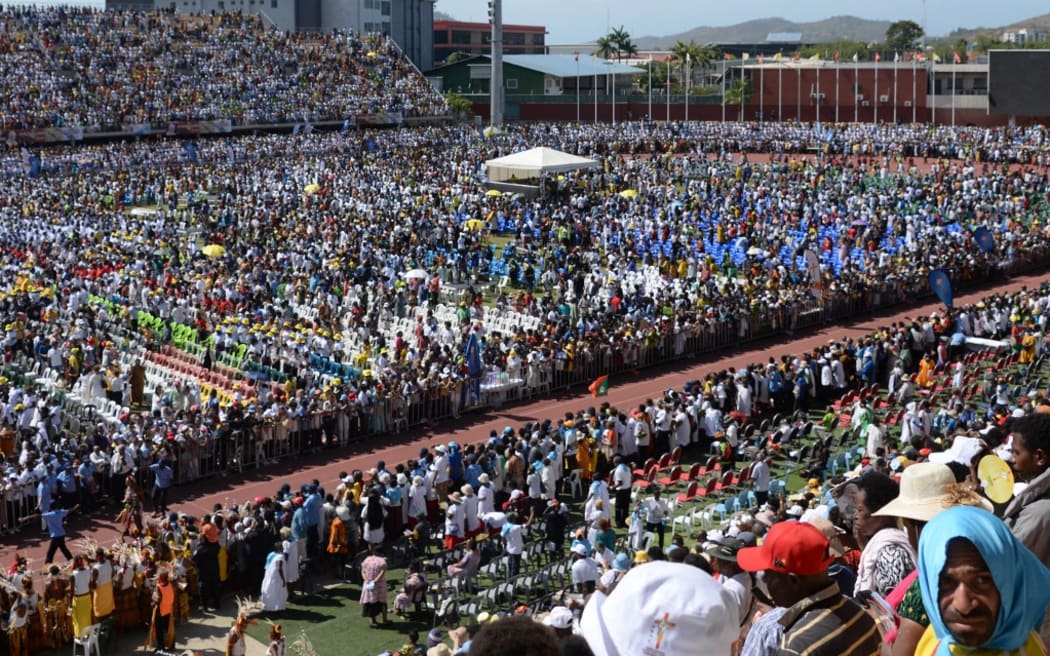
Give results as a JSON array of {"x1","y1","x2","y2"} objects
[{"x1": 484, "y1": 146, "x2": 599, "y2": 183}]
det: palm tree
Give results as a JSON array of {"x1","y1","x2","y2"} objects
[
  {"x1": 618, "y1": 37, "x2": 639, "y2": 62},
  {"x1": 724, "y1": 78, "x2": 753, "y2": 120},
  {"x1": 594, "y1": 35, "x2": 616, "y2": 60},
  {"x1": 670, "y1": 40, "x2": 703, "y2": 89},
  {"x1": 608, "y1": 26, "x2": 633, "y2": 61}
]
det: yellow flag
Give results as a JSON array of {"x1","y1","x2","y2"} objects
[
  {"x1": 742, "y1": 52, "x2": 750, "y2": 61},
  {"x1": 774, "y1": 52, "x2": 782, "y2": 61},
  {"x1": 932, "y1": 53, "x2": 942, "y2": 63},
  {"x1": 810, "y1": 53, "x2": 820, "y2": 61}
]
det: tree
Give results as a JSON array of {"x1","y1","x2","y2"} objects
[
  {"x1": 594, "y1": 35, "x2": 616, "y2": 60},
  {"x1": 604, "y1": 24, "x2": 634, "y2": 60},
  {"x1": 799, "y1": 39, "x2": 870, "y2": 61},
  {"x1": 885, "y1": 19, "x2": 924, "y2": 53},
  {"x1": 973, "y1": 34, "x2": 1003, "y2": 52},
  {"x1": 724, "y1": 78, "x2": 753, "y2": 120},
  {"x1": 444, "y1": 91, "x2": 474, "y2": 117},
  {"x1": 669, "y1": 40, "x2": 714, "y2": 90}
]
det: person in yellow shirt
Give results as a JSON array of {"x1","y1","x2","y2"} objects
[{"x1": 914, "y1": 506, "x2": 1050, "y2": 655}]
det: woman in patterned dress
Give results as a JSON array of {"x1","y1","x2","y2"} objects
[{"x1": 358, "y1": 543, "x2": 388, "y2": 627}]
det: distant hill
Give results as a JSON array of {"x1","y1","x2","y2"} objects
[
  {"x1": 634, "y1": 15, "x2": 892, "y2": 48},
  {"x1": 942, "y1": 13, "x2": 1050, "y2": 43},
  {"x1": 434, "y1": 10, "x2": 456, "y2": 21}
]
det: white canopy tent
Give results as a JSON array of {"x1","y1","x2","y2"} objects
[{"x1": 484, "y1": 146, "x2": 599, "y2": 183}]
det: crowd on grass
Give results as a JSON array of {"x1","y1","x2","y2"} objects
[
  {"x1": 4, "y1": 277, "x2": 1050, "y2": 655},
  {"x1": 0, "y1": 7, "x2": 447, "y2": 130}
]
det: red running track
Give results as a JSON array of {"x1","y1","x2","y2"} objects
[{"x1": 3, "y1": 270, "x2": 1047, "y2": 566}]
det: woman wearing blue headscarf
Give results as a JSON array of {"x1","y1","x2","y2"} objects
[{"x1": 916, "y1": 506, "x2": 1050, "y2": 655}]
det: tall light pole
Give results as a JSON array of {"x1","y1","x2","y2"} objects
[{"x1": 488, "y1": 0, "x2": 503, "y2": 127}]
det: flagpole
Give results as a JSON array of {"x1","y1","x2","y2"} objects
[
  {"x1": 874, "y1": 55, "x2": 879, "y2": 124},
  {"x1": 740, "y1": 56, "x2": 745, "y2": 120},
  {"x1": 911, "y1": 54, "x2": 917, "y2": 123},
  {"x1": 778, "y1": 56, "x2": 783, "y2": 121},
  {"x1": 930, "y1": 59, "x2": 936, "y2": 126},
  {"x1": 893, "y1": 54, "x2": 899, "y2": 124},
  {"x1": 648, "y1": 54, "x2": 653, "y2": 121},
  {"x1": 720, "y1": 56, "x2": 725, "y2": 123},
  {"x1": 815, "y1": 60, "x2": 821, "y2": 124},
  {"x1": 835, "y1": 56, "x2": 840, "y2": 123},
  {"x1": 854, "y1": 57, "x2": 859, "y2": 123},
  {"x1": 666, "y1": 57, "x2": 670, "y2": 122},
  {"x1": 593, "y1": 64, "x2": 598, "y2": 124},
  {"x1": 952, "y1": 55, "x2": 957, "y2": 127},
  {"x1": 686, "y1": 53, "x2": 691, "y2": 123},
  {"x1": 759, "y1": 57, "x2": 764, "y2": 123},
  {"x1": 796, "y1": 63, "x2": 801, "y2": 122},
  {"x1": 576, "y1": 52, "x2": 580, "y2": 123}
]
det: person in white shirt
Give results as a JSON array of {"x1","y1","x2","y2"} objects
[
  {"x1": 569, "y1": 543, "x2": 600, "y2": 594},
  {"x1": 501, "y1": 513, "x2": 525, "y2": 577},
  {"x1": 611, "y1": 457, "x2": 632, "y2": 528},
  {"x1": 706, "y1": 538, "x2": 753, "y2": 627},
  {"x1": 751, "y1": 452, "x2": 771, "y2": 506},
  {"x1": 476, "y1": 473, "x2": 495, "y2": 516},
  {"x1": 642, "y1": 488, "x2": 669, "y2": 549},
  {"x1": 865, "y1": 416, "x2": 885, "y2": 458}
]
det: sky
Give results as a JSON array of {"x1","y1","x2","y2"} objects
[{"x1": 435, "y1": 0, "x2": 1050, "y2": 44}]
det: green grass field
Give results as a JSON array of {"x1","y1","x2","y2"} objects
[{"x1": 247, "y1": 578, "x2": 432, "y2": 656}]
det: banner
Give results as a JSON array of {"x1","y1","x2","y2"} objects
[
  {"x1": 928, "y1": 269, "x2": 954, "y2": 308},
  {"x1": 804, "y1": 249, "x2": 821, "y2": 290},
  {"x1": 168, "y1": 119, "x2": 232, "y2": 136},
  {"x1": 356, "y1": 111, "x2": 404, "y2": 127},
  {"x1": 12, "y1": 126, "x2": 84, "y2": 144},
  {"x1": 973, "y1": 227, "x2": 996, "y2": 254}
]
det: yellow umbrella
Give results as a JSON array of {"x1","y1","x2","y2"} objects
[
  {"x1": 619, "y1": 189, "x2": 638, "y2": 198},
  {"x1": 201, "y1": 244, "x2": 226, "y2": 258},
  {"x1": 366, "y1": 51, "x2": 377, "y2": 58},
  {"x1": 485, "y1": 189, "x2": 502, "y2": 197},
  {"x1": 303, "y1": 183, "x2": 320, "y2": 195},
  {"x1": 464, "y1": 219, "x2": 486, "y2": 231}
]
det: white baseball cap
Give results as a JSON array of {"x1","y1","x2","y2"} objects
[{"x1": 580, "y1": 561, "x2": 739, "y2": 656}]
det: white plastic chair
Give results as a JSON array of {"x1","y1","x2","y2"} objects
[{"x1": 73, "y1": 623, "x2": 101, "y2": 656}]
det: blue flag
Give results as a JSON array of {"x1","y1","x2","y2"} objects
[
  {"x1": 182, "y1": 141, "x2": 198, "y2": 163},
  {"x1": 465, "y1": 333, "x2": 483, "y2": 377},
  {"x1": 27, "y1": 155, "x2": 41, "y2": 178},
  {"x1": 928, "y1": 269, "x2": 954, "y2": 309},
  {"x1": 973, "y1": 227, "x2": 996, "y2": 254}
]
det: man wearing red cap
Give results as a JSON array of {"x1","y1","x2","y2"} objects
[{"x1": 737, "y1": 522, "x2": 881, "y2": 655}]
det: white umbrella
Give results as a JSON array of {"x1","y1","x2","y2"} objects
[
  {"x1": 404, "y1": 269, "x2": 429, "y2": 280},
  {"x1": 746, "y1": 247, "x2": 766, "y2": 257}
]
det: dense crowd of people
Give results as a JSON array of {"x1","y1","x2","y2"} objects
[
  {"x1": 0, "y1": 119, "x2": 1043, "y2": 539},
  {"x1": 0, "y1": 17, "x2": 1045, "y2": 650},
  {"x1": 3, "y1": 274, "x2": 1049, "y2": 655},
  {"x1": 0, "y1": 7, "x2": 448, "y2": 130}
]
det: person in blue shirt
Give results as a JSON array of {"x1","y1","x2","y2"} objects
[
  {"x1": 302, "y1": 486, "x2": 322, "y2": 555},
  {"x1": 36, "y1": 473, "x2": 52, "y2": 532},
  {"x1": 75, "y1": 459, "x2": 94, "y2": 511},
  {"x1": 150, "y1": 460, "x2": 174, "y2": 516},
  {"x1": 57, "y1": 465, "x2": 78, "y2": 509},
  {"x1": 39, "y1": 505, "x2": 78, "y2": 563}
]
